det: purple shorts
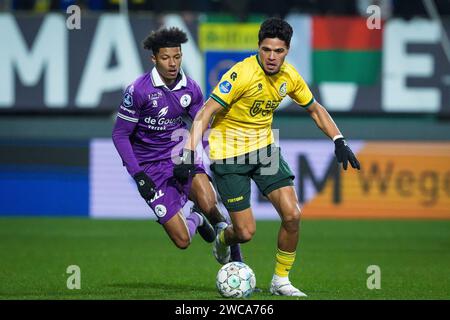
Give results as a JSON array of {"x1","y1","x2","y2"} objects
[{"x1": 141, "y1": 159, "x2": 207, "y2": 224}]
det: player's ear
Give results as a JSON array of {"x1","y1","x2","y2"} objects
[{"x1": 151, "y1": 54, "x2": 156, "y2": 64}]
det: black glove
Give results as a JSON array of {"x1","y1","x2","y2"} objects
[
  {"x1": 173, "y1": 149, "x2": 196, "y2": 183},
  {"x1": 133, "y1": 171, "x2": 157, "y2": 201},
  {"x1": 334, "y1": 137, "x2": 361, "y2": 170}
]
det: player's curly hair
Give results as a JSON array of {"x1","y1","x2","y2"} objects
[
  {"x1": 258, "y1": 18, "x2": 293, "y2": 48},
  {"x1": 142, "y1": 27, "x2": 188, "y2": 54}
]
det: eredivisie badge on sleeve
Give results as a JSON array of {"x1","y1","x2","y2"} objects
[
  {"x1": 122, "y1": 85, "x2": 134, "y2": 108},
  {"x1": 123, "y1": 93, "x2": 133, "y2": 108},
  {"x1": 219, "y1": 81, "x2": 232, "y2": 94}
]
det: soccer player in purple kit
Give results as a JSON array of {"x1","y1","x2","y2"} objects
[{"x1": 112, "y1": 27, "x2": 242, "y2": 259}]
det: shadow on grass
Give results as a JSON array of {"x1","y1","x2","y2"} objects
[
  {"x1": 108, "y1": 281, "x2": 217, "y2": 294},
  {"x1": 106, "y1": 283, "x2": 305, "y2": 300}
]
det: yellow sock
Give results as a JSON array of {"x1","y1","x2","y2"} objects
[
  {"x1": 274, "y1": 248, "x2": 296, "y2": 278},
  {"x1": 219, "y1": 230, "x2": 226, "y2": 245}
]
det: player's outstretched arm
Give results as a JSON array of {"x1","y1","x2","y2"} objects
[
  {"x1": 173, "y1": 98, "x2": 223, "y2": 182},
  {"x1": 306, "y1": 101, "x2": 360, "y2": 170},
  {"x1": 112, "y1": 117, "x2": 142, "y2": 176},
  {"x1": 112, "y1": 118, "x2": 157, "y2": 200}
]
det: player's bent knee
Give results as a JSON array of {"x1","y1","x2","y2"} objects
[
  {"x1": 196, "y1": 196, "x2": 217, "y2": 214},
  {"x1": 172, "y1": 235, "x2": 191, "y2": 250},
  {"x1": 283, "y1": 213, "x2": 300, "y2": 225},
  {"x1": 235, "y1": 227, "x2": 255, "y2": 243},
  {"x1": 281, "y1": 208, "x2": 301, "y2": 231},
  {"x1": 174, "y1": 239, "x2": 190, "y2": 250}
]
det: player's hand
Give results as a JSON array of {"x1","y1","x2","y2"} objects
[
  {"x1": 173, "y1": 149, "x2": 196, "y2": 183},
  {"x1": 133, "y1": 171, "x2": 157, "y2": 201},
  {"x1": 334, "y1": 138, "x2": 361, "y2": 170}
]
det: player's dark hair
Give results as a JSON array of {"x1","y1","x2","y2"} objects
[
  {"x1": 258, "y1": 18, "x2": 293, "y2": 48},
  {"x1": 142, "y1": 27, "x2": 188, "y2": 54}
]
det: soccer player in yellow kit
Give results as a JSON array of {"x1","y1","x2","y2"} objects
[{"x1": 174, "y1": 18, "x2": 360, "y2": 296}]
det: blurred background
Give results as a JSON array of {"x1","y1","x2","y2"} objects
[
  {"x1": 0, "y1": 0, "x2": 449, "y2": 301},
  {"x1": 1, "y1": 0, "x2": 449, "y2": 219}
]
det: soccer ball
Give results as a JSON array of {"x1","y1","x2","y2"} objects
[{"x1": 216, "y1": 262, "x2": 256, "y2": 298}]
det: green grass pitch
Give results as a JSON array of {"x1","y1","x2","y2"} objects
[{"x1": 0, "y1": 218, "x2": 449, "y2": 300}]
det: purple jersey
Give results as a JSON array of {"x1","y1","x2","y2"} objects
[{"x1": 112, "y1": 68, "x2": 204, "y2": 176}]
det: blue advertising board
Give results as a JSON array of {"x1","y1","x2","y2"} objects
[{"x1": 204, "y1": 51, "x2": 255, "y2": 96}]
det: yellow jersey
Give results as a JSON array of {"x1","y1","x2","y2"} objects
[{"x1": 208, "y1": 54, "x2": 314, "y2": 160}]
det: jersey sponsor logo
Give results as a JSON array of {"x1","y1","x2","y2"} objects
[
  {"x1": 154, "y1": 204, "x2": 167, "y2": 218},
  {"x1": 219, "y1": 80, "x2": 232, "y2": 94},
  {"x1": 249, "y1": 100, "x2": 264, "y2": 117},
  {"x1": 249, "y1": 100, "x2": 280, "y2": 117},
  {"x1": 279, "y1": 82, "x2": 287, "y2": 97},
  {"x1": 158, "y1": 106, "x2": 169, "y2": 118},
  {"x1": 180, "y1": 94, "x2": 191, "y2": 108},
  {"x1": 144, "y1": 114, "x2": 183, "y2": 130},
  {"x1": 123, "y1": 92, "x2": 133, "y2": 108},
  {"x1": 257, "y1": 83, "x2": 263, "y2": 91},
  {"x1": 230, "y1": 72, "x2": 238, "y2": 81}
]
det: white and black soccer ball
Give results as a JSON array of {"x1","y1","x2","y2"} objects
[{"x1": 216, "y1": 262, "x2": 256, "y2": 298}]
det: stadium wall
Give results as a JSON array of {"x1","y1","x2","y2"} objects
[
  {"x1": 1, "y1": 13, "x2": 450, "y2": 115},
  {"x1": 0, "y1": 141, "x2": 89, "y2": 216},
  {"x1": 1, "y1": 13, "x2": 449, "y2": 219},
  {"x1": 1, "y1": 139, "x2": 449, "y2": 219}
]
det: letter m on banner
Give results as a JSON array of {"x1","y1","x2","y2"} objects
[{"x1": 298, "y1": 155, "x2": 341, "y2": 204}]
